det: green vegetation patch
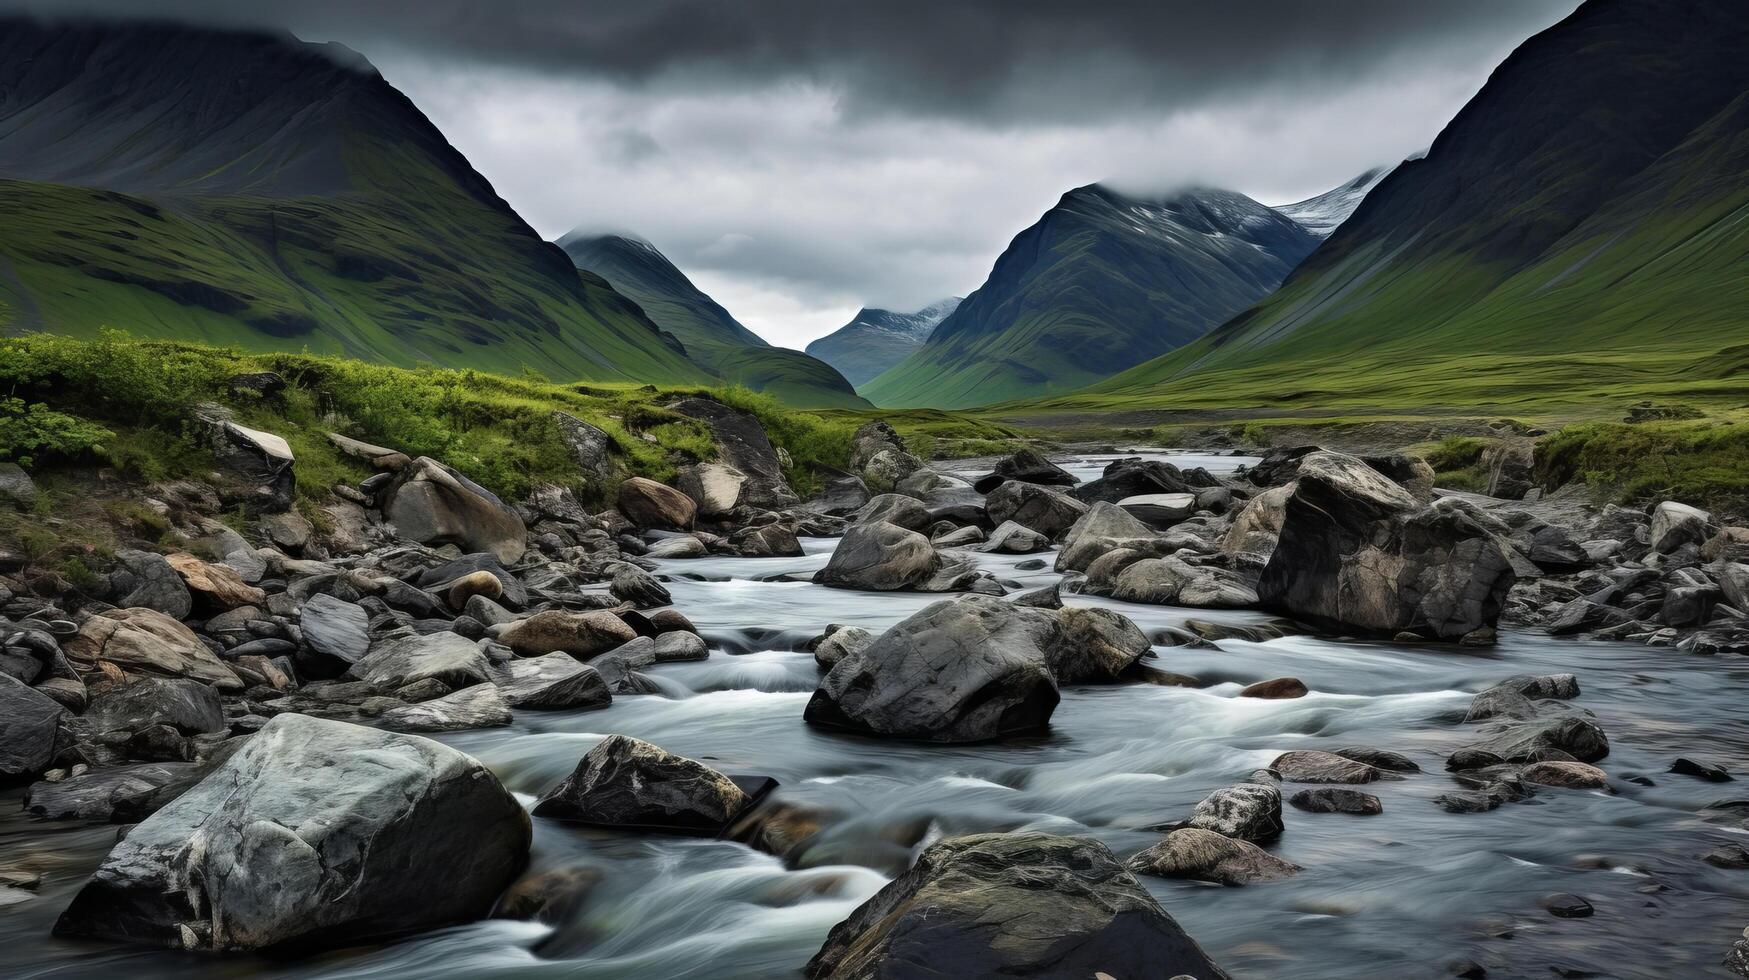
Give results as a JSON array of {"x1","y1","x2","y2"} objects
[{"x1": 1534, "y1": 419, "x2": 1749, "y2": 515}]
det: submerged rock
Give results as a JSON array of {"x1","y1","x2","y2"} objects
[
  {"x1": 805, "y1": 832, "x2": 1227, "y2": 980},
  {"x1": 1289, "y1": 788, "x2": 1383, "y2": 815},
  {"x1": 54, "y1": 714, "x2": 530, "y2": 951},
  {"x1": 1127, "y1": 827, "x2": 1300, "y2": 884},
  {"x1": 1271, "y1": 750, "x2": 1390, "y2": 784}
]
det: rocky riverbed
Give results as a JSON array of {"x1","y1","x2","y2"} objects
[{"x1": 3, "y1": 402, "x2": 1749, "y2": 979}]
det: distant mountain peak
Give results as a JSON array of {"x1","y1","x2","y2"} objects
[
  {"x1": 806, "y1": 297, "x2": 963, "y2": 387},
  {"x1": 1272, "y1": 166, "x2": 1393, "y2": 237}
]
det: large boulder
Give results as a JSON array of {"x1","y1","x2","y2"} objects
[
  {"x1": 616, "y1": 477, "x2": 697, "y2": 530},
  {"x1": 1256, "y1": 451, "x2": 1514, "y2": 640},
  {"x1": 1649, "y1": 501, "x2": 1713, "y2": 554},
  {"x1": 347, "y1": 631, "x2": 492, "y2": 690},
  {"x1": 1118, "y1": 493, "x2": 1199, "y2": 528},
  {"x1": 1052, "y1": 606, "x2": 1149, "y2": 681},
  {"x1": 64, "y1": 608, "x2": 242, "y2": 690},
  {"x1": 983, "y1": 481, "x2": 1088, "y2": 539},
  {"x1": 674, "y1": 462, "x2": 746, "y2": 518},
  {"x1": 1127, "y1": 827, "x2": 1299, "y2": 885},
  {"x1": 533, "y1": 734, "x2": 763, "y2": 834},
  {"x1": 1071, "y1": 457, "x2": 1194, "y2": 503},
  {"x1": 0, "y1": 674, "x2": 65, "y2": 782},
  {"x1": 1111, "y1": 557, "x2": 1258, "y2": 608},
  {"x1": 552, "y1": 412, "x2": 618, "y2": 488},
  {"x1": 382, "y1": 457, "x2": 527, "y2": 564},
  {"x1": 1481, "y1": 438, "x2": 1536, "y2": 500},
  {"x1": 1187, "y1": 771, "x2": 1284, "y2": 842},
  {"x1": 805, "y1": 832, "x2": 1227, "y2": 980},
  {"x1": 852, "y1": 493, "x2": 934, "y2": 532},
  {"x1": 493, "y1": 654, "x2": 611, "y2": 711},
  {"x1": 1055, "y1": 501, "x2": 1160, "y2": 572},
  {"x1": 378, "y1": 684, "x2": 513, "y2": 733},
  {"x1": 104, "y1": 550, "x2": 193, "y2": 620},
  {"x1": 1221, "y1": 483, "x2": 1292, "y2": 557},
  {"x1": 298, "y1": 593, "x2": 372, "y2": 677},
  {"x1": 804, "y1": 595, "x2": 1059, "y2": 742},
  {"x1": 801, "y1": 475, "x2": 872, "y2": 517},
  {"x1": 666, "y1": 397, "x2": 799, "y2": 509},
  {"x1": 971, "y1": 448, "x2": 1078, "y2": 493},
  {"x1": 500, "y1": 610, "x2": 637, "y2": 657},
  {"x1": 813, "y1": 522, "x2": 940, "y2": 592},
  {"x1": 85, "y1": 678, "x2": 225, "y2": 735},
  {"x1": 53, "y1": 714, "x2": 530, "y2": 951}
]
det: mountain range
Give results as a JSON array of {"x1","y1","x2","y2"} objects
[
  {"x1": 858, "y1": 184, "x2": 1326, "y2": 408},
  {"x1": 0, "y1": 19, "x2": 708, "y2": 384},
  {"x1": 804, "y1": 298, "x2": 962, "y2": 387},
  {"x1": 1035, "y1": 0, "x2": 1749, "y2": 418},
  {"x1": 558, "y1": 234, "x2": 869, "y2": 408}
]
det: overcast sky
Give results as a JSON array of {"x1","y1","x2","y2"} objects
[{"x1": 10, "y1": 0, "x2": 1579, "y2": 348}]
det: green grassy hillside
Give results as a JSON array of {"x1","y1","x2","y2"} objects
[
  {"x1": 1025, "y1": 0, "x2": 1749, "y2": 420},
  {"x1": 0, "y1": 20, "x2": 708, "y2": 386},
  {"x1": 860, "y1": 185, "x2": 1320, "y2": 409}
]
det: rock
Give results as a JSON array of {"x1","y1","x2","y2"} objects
[
  {"x1": 976, "y1": 520, "x2": 1049, "y2": 554},
  {"x1": 675, "y1": 462, "x2": 746, "y2": 518},
  {"x1": 493, "y1": 654, "x2": 610, "y2": 711},
  {"x1": 349, "y1": 631, "x2": 491, "y2": 690},
  {"x1": 0, "y1": 674, "x2": 64, "y2": 782},
  {"x1": 852, "y1": 493, "x2": 934, "y2": 533},
  {"x1": 33, "y1": 676, "x2": 87, "y2": 712},
  {"x1": 1521, "y1": 760, "x2": 1609, "y2": 789},
  {"x1": 651, "y1": 631, "x2": 708, "y2": 662},
  {"x1": 1271, "y1": 750, "x2": 1389, "y2": 784},
  {"x1": 647, "y1": 609, "x2": 697, "y2": 635},
  {"x1": 1073, "y1": 457, "x2": 1194, "y2": 503},
  {"x1": 1541, "y1": 893, "x2": 1594, "y2": 919},
  {"x1": 735, "y1": 521, "x2": 804, "y2": 557},
  {"x1": 552, "y1": 412, "x2": 618, "y2": 487},
  {"x1": 493, "y1": 865, "x2": 603, "y2": 925},
  {"x1": 378, "y1": 684, "x2": 513, "y2": 732},
  {"x1": 616, "y1": 477, "x2": 697, "y2": 530},
  {"x1": 610, "y1": 564, "x2": 671, "y2": 609},
  {"x1": 326, "y1": 432, "x2": 407, "y2": 470},
  {"x1": 23, "y1": 761, "x2": 200, "y2": 822},
  {"x1": 196, "y1": 414, "x2": 297, "y2": 511},
  {"x1": 1463, "y1": 715, "x2": 1610, "y2": 764},
  {"x1": 983, "y1": 481, "x2": 1088, "y2": 539},
  {"x1": 501, "y1": 610, "x2": 637, "y2": 658},
  {"x1": 805, "y1": 832, "x2": 1226, "y2": 980},
  {"x1": 813, "y1": 522, "x2": 939, "y2": 592},
  {"x1": 165, "y1": 553, "x2": 267, "y2": 612},
  {"x1": 1289, "y1": 788, "x2": 1382, "y2": 814},
  {"x1": 1052, "y1": 606, "x2": 1149, "y2": 682},
  {"x1": 1480, "y1": 438, "x2": 1536, "y2": 499},
  {"x1": 862, "y1": 448, "x2": 924, "y2": 490},
  {"x1": 1670, "y1": 757, "x2": 1732, "y2": 782},
  {"x1": 1257, "y1": 451, "x2": 1515, "y2": 640},
  {"x1": 1719, "y1": 563, "x2": 1749, "y2": 615},
  {"x1": 645, "y1": 535, "x2": 708, "y2": 559},
  {"x1": 85, "y1": 678, "x2": 225, "y2": 735},
  {"x1": 1649, "y1": 501, "x2": 1712, "y2": 554},
  {"x1": 0, "y1": 461, "x2": 39, "y2": 508},
  {"x1": 1112, "y1": 557, "x2": 1257, "y2": 609},
  {"x1": 813, "y1": 626, "x2": 874, "y2": 670},
  {"x1": 666, "y1": 397, "x2": 798, "y2": 509},
  {"x1": 1056, "y1": 501, "x2": 1158, "y2": 572},
  {"x1": 1188, "y1": 772, "x2": 1284, "y2": 842},
  {"x1": 260, "y1": 511, "x2": 312, "y2": 552},
  {"x1": 804, "y1": 595, "x2": 1059, "y2": 743},
  {"x1": 445, "y1": 570, "x2": 503, "y2": 610},
  {"x1": 53, "y1": 714, "x2": 529, "y2": 950},
  {"x1": 533, "y1": 735, "x2": 762, "y2": 834},
  {"x1": 802, "y1": 476, "x2": 872, "y2": 517},
  {"x1": 1240, "y1": 677, "x2": 1309, "y2": 699},
  {"x1": 1011, "y1": 582, "x2": 1063, "y2": 609},
  {"x1": 63, "y1": 608, "x2": 242, "y2": 690},
  {"x1": 1704, "y1": 844, "x2": 1749, "y2": 869},
  {"x1": 932, "y1": 524, "x2": 985, "y2": 548},
  {"x1": 1333, "y1": 747, "x2": 1421, "y2": 773},
  {"x1": 1222, "y1": 484, "x2": 1292, "y2": 557},
  {"x1": 106, "y1": 550, "x2": 193, "y2": 620},
  {"x1": 1127, "y1": 827, "x2": 1300, "y2": 884},
  {"x1": 298, "y1": 593, "x2": 372, "y2": 677},
  {"x1": 383, "y1": 457, "x2": 527, "y2": 563},
  {"x1": 1118, "y1": 493, "x2": 1199, "y2": 527},
  {"x1": 971, "y1": 448, "x2": 1079, "y2": 493}
]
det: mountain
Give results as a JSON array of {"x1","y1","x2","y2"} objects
[
  {"x1": 1038, "y1": 0, "x2": 1749, "y2": 418},
  {"x1": 0, "y1": 19, "x2": 708, "y2": 384},
  {"x1": 559, "y1": 233, "x2": 869, "y2": 408},
  {"x1": 1271, "y1": 166, "x2": 1390, "y2": 237},
  {"x1": 859, "y1": 185, "x2": 1321, "y2": 409},
  {"x1": 804, "y1": 298, "x2": 962, "y2": 386}
]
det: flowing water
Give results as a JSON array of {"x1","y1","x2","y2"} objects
[{"x1": 5, "y1": 451, "x2": 1749, "y2": 979}]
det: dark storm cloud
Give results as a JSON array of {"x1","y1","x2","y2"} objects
[{"x1": 4, "y1": 0, "x2": 1574, "y2": 123}]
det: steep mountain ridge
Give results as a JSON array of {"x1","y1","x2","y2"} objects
[
  {"x1": 559, "y1": 232, "x2": 870, "y2": 408},
  {"x1": 1271, "y1": 167, "x2": 1390, "y2": 237},
  {"x1": 0, "y1": 18, "x2": 707, "y2": 383},
  {"x1": 859, "y1": 184, "x2": 1320, "y2": 408},
  {"x1": 804, "y1": 297, "x2": 961, "y2": 386},
  {"x1": 1039, "y1": 0, "x2": 1749, "y2": 417}
]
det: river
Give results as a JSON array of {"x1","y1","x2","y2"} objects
[{"x1": 4, "y1": 451, "x2": 1748, "y2": 978}]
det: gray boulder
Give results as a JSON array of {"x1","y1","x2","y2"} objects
[
  {"x1": 54, "y1": 714, "x2": 530, "y2": 950},
  {"x1": 1, "y1": 674, "x2": 64, "y2": 782},
  {"x1": 1270, "y1": 750, "x2": 1389, "y2": 784},
  {"x1": 1481, "y1": 438, "x2": 1536, "y2": 499},
  {"x1": 805, "y1": 595, "x2": 1059, "y2": 742},
  {"x1": 1188, "y1": 771, "x2": 1284, "y2": 842},
  {"x1": 383, "y1": 457, "x2": 527, "y2": 564},
  {"x1": 977, "y1": 520, "x2": 1049, "y2": 554},
  {"x1": 1118, "y1": 493, "x2": 1199, "y2": 527},
  {"x1": 378, "y1": 684, "x2": 513, "y2": 733},
  {"x1": 1055, "y1": 501, "x2": 1159, "y2": 572},
  {"x1": 1460, "y1": 714, "x2": 1609, "y2": 764},
  {"x1": 552, "y1": 412, "x2": 618, "y2": 488},
  {"x1": 616, "y1": 477, "x2": 697, "y2": 530},
  {"x1": 805, "y1": 832, "x2": 1227, "y2": 980},
  {"x1": 610, "y1": 563, "x2": 672, "y2": 609},
  {"x1": 852, "y1": 493, "x2": 934, "y2": 532},
  {"x1": 1649, "y1": 501, "x2": 1713, "y2": 554},
  {"x1": 24, "y1": 761, "x2": 199, "y2": 822},
  {"x1": 493, "y1": 654, "x2": 611, "y2": 711},
  {"x1": 674, "y1": 462, "x2": 746, "y2": 518},
  {"x1": 0, "y1": 461, "x2": 38, "y2": 508},
  {"x1": 298, "y1": 593, "x2": 372, "y2": 677},
  {"x1": 667, "y1": 397, "x2": 799, "y2": 509},
  {"x1": 971, "y1": 448, "x2": 1079, "y2": 493},
  {"x1": 1052, "y1": 606, "x2": 1149, "y2": 682},
  {"x1": 1256, "y1": 451, "x2": 1514, "y2": 640},
  {"x1": 533, "y1": 734, "x2": 761, "y2": 834},
  {"x1": 813, "y1": 626, "x2": 875, "y2": 670},
  {"x1": 802, "y1": 476, "x2": 871, "y2": 517},
  {"x1": 1127, "y1": 827, "x2": 1299, "y2": 884},
  {"x1": 85, "y1": 678, "x2": 225, "y2": 735},
  {"x1": 983, "y1": 481, "x2": 1088, "y2": 539},
  {"x1": 348, "y1": 631, "x2": 491, "y2": 690},
  {"x1": 106, "y1": 550, "x2": 193, "y2": 620},
  {"x1": 813, "y1": 522, "x2": 939, "y2": 592}
]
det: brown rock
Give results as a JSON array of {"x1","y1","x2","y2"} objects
[
  {"x1": 1521, "y1": 760, "x2": 1609, "y2": 789},
  {"x1": 64, "y1": 608, "x2": 242, "y2": 690},
  {"x1": 447, "y1": 570, "x2": 504, "y2": 611},
  {"x1": 616, "y1": 477, "x2": 696, "y2": 530},
  {"x1": 501, "y1": 610, "x2": 636, "y2": 658},
  {"x1": 165, "y1": 553, "x2": 267, "y2": 611},
  {"x1": 1240, "y1": 677, "x2": 1309, "y2": 699}
]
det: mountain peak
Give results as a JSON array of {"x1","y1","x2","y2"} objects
[
  {"x1": 1272, "y1": 166, "x2": 1393, "y2": 237},
  {"x1": 806, "y1": 298, "x2": 963, "y2": 387}
]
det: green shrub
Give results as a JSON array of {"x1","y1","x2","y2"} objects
[
  {"x1": 1535, "y1": 420, "x2": 1749, "y2": 514},
  {"x1": 0, "y1": 398, "x2": 114, "y2": 467}
]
